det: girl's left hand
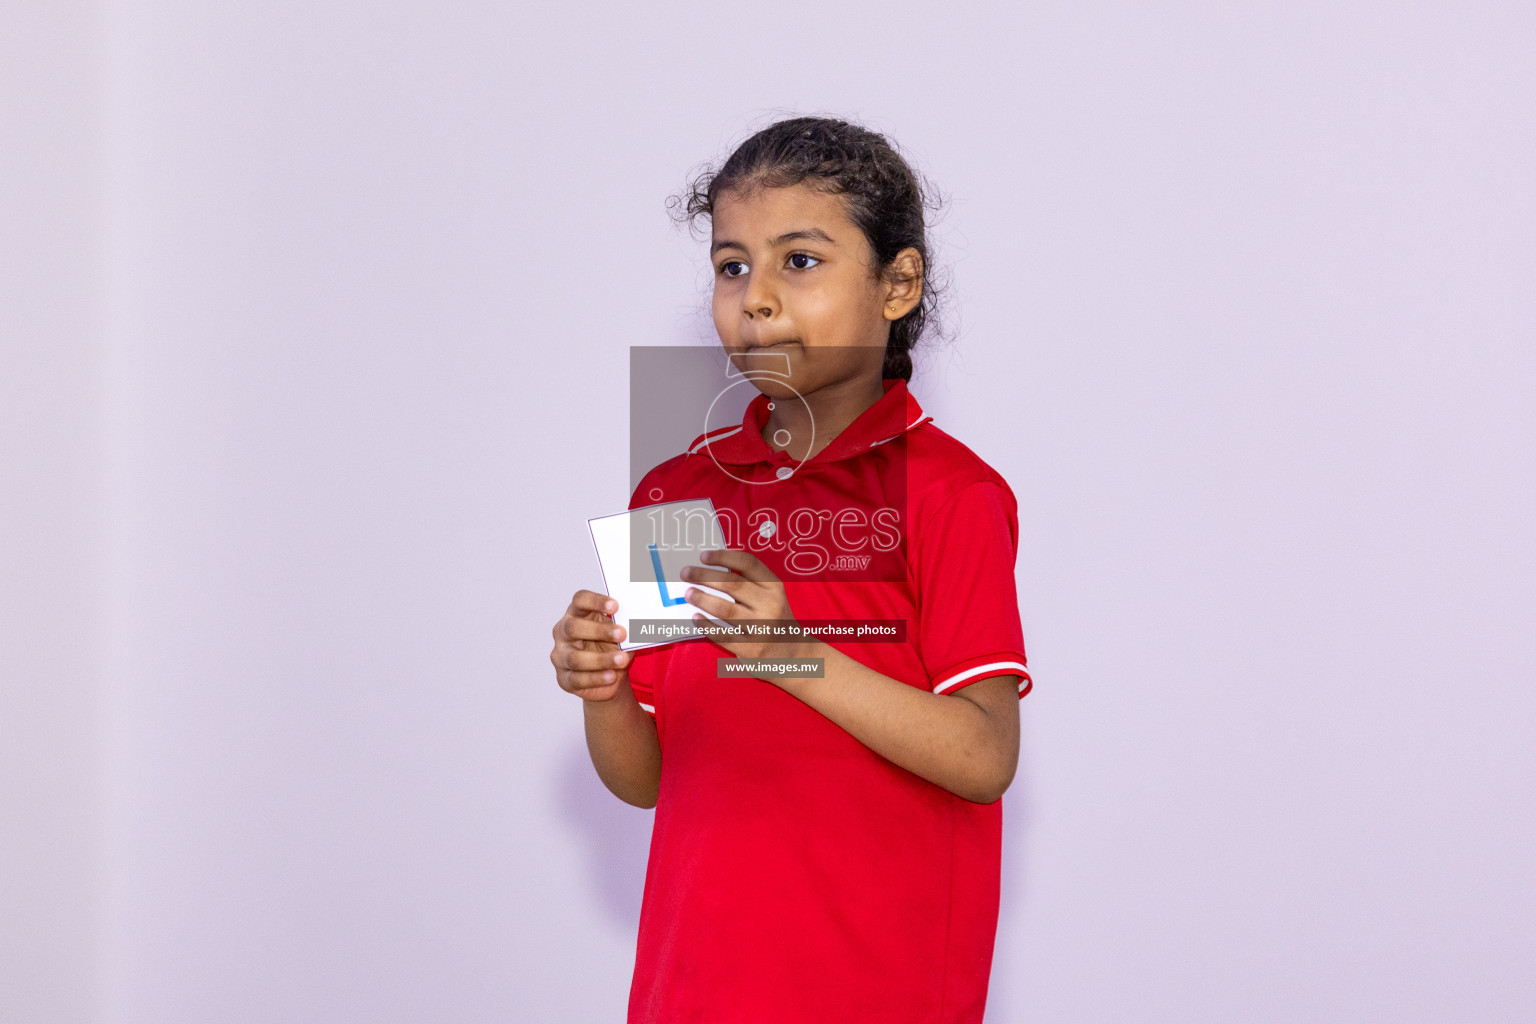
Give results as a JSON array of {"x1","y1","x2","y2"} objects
[{"x1": 680, "y1": 549, "x2": 804, "y2": 660}]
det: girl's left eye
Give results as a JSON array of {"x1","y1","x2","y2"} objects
[{"x1": 788, "y1": 253, "x2": 820, "y2": 270}]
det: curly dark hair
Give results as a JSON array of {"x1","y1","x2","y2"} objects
[{"x1": 668, "y1": 116, "x2": 944, "y2": 382}]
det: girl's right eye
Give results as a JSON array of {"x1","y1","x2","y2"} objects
[{"x1": 719, "y1": 260, "x2": 748, "y2": 278}]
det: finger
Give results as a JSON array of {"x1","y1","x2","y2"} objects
[
  {"x1": 685, "y1": 586, "x2": 738, "y2": 621},
  {"x1": 561, "y1": 616, "x2": 626, "y2": 645},
  {"x1": 575, "y1": 682, "x2": 626, "y2": 703},
  {"x1": 679, "y1": 563, "x2": 747, "y2": 593},
  {"x1": 563, "y1": 669, "x2": 625, "y2": 695},
  {"x1": 569, "y1": 590, "x2": 619, "y2": 617},
  {"x1": 562, "y1": 647, "x2": 631, "y2": 672},
  {"x1": 700, "y1": 548, "x2": 778, "y2": 583}
]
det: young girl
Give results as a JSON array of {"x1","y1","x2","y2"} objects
[{"x1": 550, "y1": 117, "x2": 1031, "y2": 1024}]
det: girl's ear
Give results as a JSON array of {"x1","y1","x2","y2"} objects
[{"x1": 882, "y1": 248, "x2": 924, "y2": 322}]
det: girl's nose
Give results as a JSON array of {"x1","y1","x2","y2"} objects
[
  {"x1": 742, "y1": 289, "x2": 777, "y2": 320},
  {"x1": 743, "y1": 275, "x2": 777, "y2": 319}
]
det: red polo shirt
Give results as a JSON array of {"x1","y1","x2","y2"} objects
[{"x1": 624, "y1": 378, "x2": 1030, "y2": 1024}]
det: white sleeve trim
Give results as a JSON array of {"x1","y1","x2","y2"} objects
[
  {"x1": 637, "y1": 702, "x2": 656, "y2": 715},
  {"x1": 933, "y1": 661, "x2": 1031, "y2": 695}
]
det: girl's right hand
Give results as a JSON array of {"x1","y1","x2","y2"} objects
[{"x1": 551, "y1": 590, "x2": 633, "y2": 702}]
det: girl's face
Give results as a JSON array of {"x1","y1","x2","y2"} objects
[{"x1": 709, "y1": 183, "x2": 921, "y2": 397}]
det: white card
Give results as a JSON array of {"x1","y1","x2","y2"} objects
[{"x1": 587, "y1": 498, "x2": 736, "y2": 651}]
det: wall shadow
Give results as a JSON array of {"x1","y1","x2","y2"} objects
[
  {"x1": 555, "y1": 742, "x2": 655, "y2": 932},
  {"x1": 989, "y1": 711, "x2": 1039, "y2": 1015}
]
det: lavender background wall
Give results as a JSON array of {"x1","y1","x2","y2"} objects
[
  {"x1": 2, "y1": 3, "x2": 100, "y2": 1021},
  {"x1": 3, "y1": 2, "x2": 1533, "y2": 1021}
]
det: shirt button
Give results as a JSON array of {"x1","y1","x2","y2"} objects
[
  {"x1": 775, "y1": 466, "x2": 794, "y2": 480},
  {"x1": 758, "y1": 520, "x2": 776, "y2": 538}
]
